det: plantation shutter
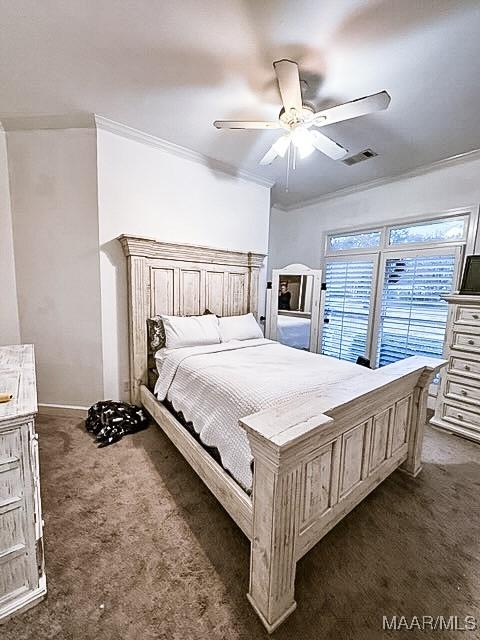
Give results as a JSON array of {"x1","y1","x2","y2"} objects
[
  {"x1": 377, "y1": 253, "x2": 456, "y2": 367},
  {"x1": 322, "y1": 259, "x2": 375, "y2": 362}
]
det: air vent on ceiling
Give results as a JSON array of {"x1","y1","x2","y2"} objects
[{"x1": 342, "y1": 148, "x2": 378, "y2": 166}]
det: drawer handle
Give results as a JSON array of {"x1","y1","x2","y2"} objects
[
  {"x1": 461, "y1": 389, "x2": 468, "y2": 396},
  {"x1": 464, "y1": 365, "x2": 471, "y2": 371},
  {"x1": 473, "y1": 314, "x2": 479, "y2": 320},
  {"x1": 468, "y1": 339, "x2": 475, "y2": 346},
  {"x1": 457, "y1": 414, "x2": 463, "y2": 420}
]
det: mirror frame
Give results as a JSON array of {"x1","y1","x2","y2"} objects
[{"x1": 267, "y1": 263, "x2": 323, "y2": 352}]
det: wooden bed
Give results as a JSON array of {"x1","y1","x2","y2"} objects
[{"x1": 119, "y1": 234, "x2": 446, "y2": 633}]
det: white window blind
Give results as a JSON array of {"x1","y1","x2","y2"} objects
[
  {"x1": 322, "y1": 260, "x2": 374, "y2": 362},
  {"x1": 377, "y1": 253, "x2": 456, "y2": 367}
]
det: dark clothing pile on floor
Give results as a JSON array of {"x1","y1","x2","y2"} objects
[{"x1": 86, "y1": 400, "x2": 148, "y2": 447}]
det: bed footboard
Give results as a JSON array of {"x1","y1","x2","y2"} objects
[{"x1": 241, "y1": 356, "x2": 445, "y2": 633}]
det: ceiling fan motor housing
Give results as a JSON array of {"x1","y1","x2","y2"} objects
[{"x1": 279, "y1": 104, "x2": 316, "y2": 127}]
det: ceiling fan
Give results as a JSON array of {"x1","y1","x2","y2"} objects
[{"x1": 214, "y1": 59, "x2": 391, "y2": 166}]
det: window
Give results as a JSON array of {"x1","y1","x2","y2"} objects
[
  {"x1": 376, "y1": 253, "x2": 456, "y2": 366},
  {"x1": 389, "y1": 215, "x2": 467, "y2": 246},
  {"x1": 322, "y1": 259, "x2": 375, "y2": 362},
  {"x1": 321, "y1": 209, "x2": 476, "y2": 369},
  {"x1": 328, "y1": 230, "x2": 381, "y2": 252}
]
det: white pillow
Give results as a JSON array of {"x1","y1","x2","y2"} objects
[
  {"x1": 219, "y1": 313, "x2": 263, "y2": 342},
  {"x1": 161, "y1": 314, "x2": 220, "y2": 349}
]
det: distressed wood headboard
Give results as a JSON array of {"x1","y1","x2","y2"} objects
[{"x1": 118, "y1": 235, "x2": 266, "y2": 403}]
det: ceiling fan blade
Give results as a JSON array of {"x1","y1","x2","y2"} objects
[
  {"x1": 310, "y1": 130, "x2": 348, "y2": 160},
  {"x1": 259, "y1": 134, "x2": 291, "y2": 165},
  {"x1": 214, "y1": 120, "x2": 281, "y2": 129},
  {"x1": 273, "y1": 59, "x2": 303, "y2": 117},
  {"x1": 259, "y1": 145, "x2": 280, "y2": 166},
  {"x1": 309, "y1": 91, "x2": 391, "y2": 127}
]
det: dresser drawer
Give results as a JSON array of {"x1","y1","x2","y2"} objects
[
  {"x1": 0, "y1": 438, "x2": 27, "y2": 560},
  {"x1": 0, "y1": 464, "x2": 23, "y2": 503},
  {"x1": 445, "y1": 378, "x2": 480, "y2": 405},
  {"x1": 448, "y1": 354, "x2": 480, "y2": 380},
  {"x1": 454, "y1": 305, "x2": 480, "y2": 327},
  {"x1": 0, "y1": 508, "x2": 27, "y2": 556},
  {"x1": 0, "y1": 429, "x2": 22, "y2": 465},
  {"x1": 0, "y1": 554, "x2": 29, "y2": 602},
  {"x1": 442, "y1": 402, "x2": 480, "y2": 431},
  {"x1": 451, "y1": 329, "x2": 480, "y2": 354}
]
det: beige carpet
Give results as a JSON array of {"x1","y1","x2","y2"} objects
[{"x1": 3, "y1": 415, "x2": 479, "y2": 640}]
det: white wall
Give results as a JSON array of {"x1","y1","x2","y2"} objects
[
  {"x1": 0, "y1": 130, "x2": 20, "y2": 345},
  {"x1": 269, "y1": 155, "x2": 480, "y2": 272},
  {"x1": 268, "y1": 205, "x2": 320, "y2": 278},
  {"x1": 7, "y1": 129, "x2": 103, "y2": 406},
  {"x1": 97, "y1": 128, "x2": 271, "y2": 400}
]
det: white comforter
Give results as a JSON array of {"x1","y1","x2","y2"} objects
[{"x1": 154, "y1": 339, "x2": 367, "y2": 490}]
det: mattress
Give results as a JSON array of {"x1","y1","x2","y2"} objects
[
  {"x1": 154, "y1": 339, "x2": 369, "y2": 491},
  {"x1": 277, "y1": 314, "x2": 311, "y2": 350}
]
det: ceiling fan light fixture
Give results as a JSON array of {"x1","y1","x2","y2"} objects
[
  {"x1": 291, "y1": 127, "x2": 315, "y2": 158},
  {"x1": 272, "y1": 134, "x2": 291, "y2": 158}
]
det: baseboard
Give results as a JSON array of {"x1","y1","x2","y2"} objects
[{"x1": 38, "y1": 403, "x2": 88, "y2": 419}]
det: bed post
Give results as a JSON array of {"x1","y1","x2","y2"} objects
[
  {"x1": 243, "y1": 410, "x2": 333, "y2": 634},
  {"x1": 400, "y1": 368, "x2": 437, "y2": 478},
  {"x1": 247, "y1": 251, "x2": 265, "y2": 319},
  {"x1": 245, "y1": 433, "x2": 301, "y2": 633},
  {"x1": 118, "y1": 235, "x2": 149, "y2": 405}
]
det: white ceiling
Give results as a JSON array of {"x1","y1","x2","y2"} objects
[{"x1": 1, "y1": 0, "x2": 479, "y2": 208}]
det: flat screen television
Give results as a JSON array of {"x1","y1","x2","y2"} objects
[{"x1": 459, "y1": 255, "x2": 480, "y2": 294}]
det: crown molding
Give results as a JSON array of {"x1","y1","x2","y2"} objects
[
  {"x1": 275, "y1": 147, "x2": 480, "y2": 212},
  {"x1": 0, "y1": 113, "x2": 95, "y2": 131},
  {"x1": 95, "y1": 115, "x2": 274, "y2": 190},
  {"x1": 271, "y1": 202, "x2": 289, "y2": 212}
]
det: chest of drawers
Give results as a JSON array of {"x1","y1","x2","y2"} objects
[
  {"x1": 0, "y1": 345, "x2": 46, "y2": 622},
  {"x1": 431, "y1": 294, "x2": 480, "y2": 443}
]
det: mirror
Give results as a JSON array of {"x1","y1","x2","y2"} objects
[
  {"x1": 267, "y1": 264, "x2": 322, "y2": 353},
  {"x1": 277, "y1": 274, "x2": 313, "y2": 350}
]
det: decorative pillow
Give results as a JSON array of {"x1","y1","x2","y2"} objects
[
  {"x1": 219, "y1": 313, "x2": 263, "y2": 342},
  {"x1": 147, "y1": 316, "x2": 166, "y2": 352},
  {"x1": 161, "y1": 314, "x2": 221, "y2": 349}
]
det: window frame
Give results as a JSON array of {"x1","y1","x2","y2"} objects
[
  {"x1": 319, "y1": 205, "x2": 478, "y2": 369},
  {"x1": 387, "y1": 214, "x2": 469, "y2": 248},
  {"x1": 325, "y1": 226, "x2": 384, "y2": 257},
  {"x1": 324, "y1": 206, "x2": 478, "y2": 258},
  {"x1": 326, "y1": 229, "x2": 382, "y2": 253},
  {"x1": 370, "y1": 245, "x2": 463, "y2": 368},
  {"x1": 321, "y1": 252, "x2": 380, "y2": 362}
]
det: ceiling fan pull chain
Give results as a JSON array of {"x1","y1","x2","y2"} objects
[{"x1": 286, "y1": 144, "x2": 291, "y2": 192}]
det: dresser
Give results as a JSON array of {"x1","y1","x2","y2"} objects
[
  {"x1": 0, "y1": 345, "x2": 46, "y2": 622},
  {"x1": 431, "y1": 294, "x2": 480, "y2": 444}
]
